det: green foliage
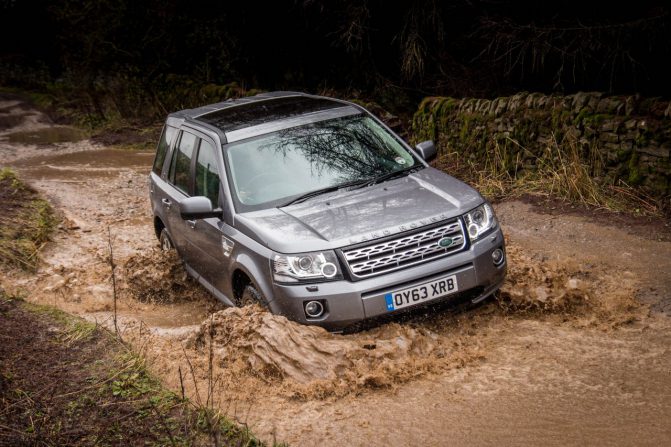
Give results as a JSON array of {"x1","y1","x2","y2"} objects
[
  {"x1": 627, "y1": 151, "x2": 642, "y2": 185},
  {"x1": 23, "y1": 302, "x2": 98, "y2": 344}
]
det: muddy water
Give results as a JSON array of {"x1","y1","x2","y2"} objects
[
  {"x1": 5, "y1": 126, "x2": 87, "y2": 145},
  {"x1": 186, "y1": 306, "x2": 475, "y2": 389},
  {"x1": 2, "y1": 100, "x2": 671, "y2": 446},
  {"x1": 12, "y1": 149, "x2": 154, "y2": 181},
  {"x1": 0, "y1": 99, "x2": 99, "y2": 164}
]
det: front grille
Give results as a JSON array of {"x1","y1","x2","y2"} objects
[{"x1": 342, "y1": 219, "x2": 467, "y2": 279}]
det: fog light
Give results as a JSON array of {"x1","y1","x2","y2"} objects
[
  {"x1": 492, "y1": 248, "x2": 505, "y2": 266},
  {"x1": 304, "y1": 300, "x2": 324, "y2": 318}
]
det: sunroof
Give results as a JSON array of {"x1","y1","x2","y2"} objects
[{"x1": 197, "y1": 96, "x2": 345, "y2": 133}]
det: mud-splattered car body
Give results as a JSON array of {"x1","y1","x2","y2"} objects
[{"x1": 149, "y1": 92, "x2": 506, "y2": 331}]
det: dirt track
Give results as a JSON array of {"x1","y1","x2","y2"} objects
[{"x1": 2, "y1": 97, "x2": 670, "y2": 446}]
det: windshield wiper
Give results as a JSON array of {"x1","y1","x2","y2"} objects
[
  {"x1": 278, "y1": 179, "x2": 367, "y2": 207},
  {"x1": 277, "y1": 166, "x2": 424, "y2": 208},
  {"x1": 353, "y1": 165, "x2": 424, "y2": 190}
]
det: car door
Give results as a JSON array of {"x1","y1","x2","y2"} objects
[
  {"x1": 162, "y1": 129, "x2": 198, "y2": 256},
  {"x1": 149, "y1": 124, "x2": 178, "y2": 237},
  {"x1": 184, "y1": 136, "x2": 234, "y2": 291}
]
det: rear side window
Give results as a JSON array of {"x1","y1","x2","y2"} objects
[
  {"x1": 195, "y1": 140, "x2": 221, "y2": 207},
  {"x1": 168, "y1": 131, "x2": 197, "y2": 194},
  {"x1": 153, "y1": 125, "x2": 177, "y2": 175}
]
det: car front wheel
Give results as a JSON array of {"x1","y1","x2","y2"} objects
[
  {"x1": 238, "y1": 284, "x2": 268, "y2": 309},
  {"x1": 159, "y1": 228, "x2": 173, "y2": 251}
]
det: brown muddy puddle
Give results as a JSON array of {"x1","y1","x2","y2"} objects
[
  {"x1": 12, "y1": 148, "x2": 154, "y2": 181},
  {"x1": 3, "y1": 126, "x2": 88, "y2": 145},
  {"x1": 2, "y1": 100, "x2": 669, "y2": 445},
  {"x1": 102, "y1": 239, "x2": 646, "y2": 404},
  {"x1": 87, "y1": 302, "x2": 217, "y2": 337}
]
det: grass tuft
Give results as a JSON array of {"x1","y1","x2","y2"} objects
[
  {"x1": 0, "y1": 168, "x2": 57, "y2": 271},
  {"x1": 436, "y1": 133, "x2": 663, "y2": 216}
]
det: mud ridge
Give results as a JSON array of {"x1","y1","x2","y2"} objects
[
  {"x1": 185, "y1": 305, "x2": 483, "y2": 398},
  {"x1": 121, "y1": 249, "x2": 210, "y2": 304}
]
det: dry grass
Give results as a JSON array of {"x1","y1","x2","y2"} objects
[
  {"x1": 436, "y1": 133, "x2": 664, "y2": 216},
  {"x1": 0, "y1": 168, "x2": 57, "y2": 271}
]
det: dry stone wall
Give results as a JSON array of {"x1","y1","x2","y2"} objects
[{"x1": 412, "y1": 92, "x2": 671, "y2": 200}]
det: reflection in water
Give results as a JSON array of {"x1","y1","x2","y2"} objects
[
  {"x1": 226, "y1": 114, "x2": 415, "y2": 207},
  {"x1": 12, "y1": 149, "x2": 154, "y2": 181},
  {"x1": 266, "y1": 115, "x2": 414, "y2": 181}
]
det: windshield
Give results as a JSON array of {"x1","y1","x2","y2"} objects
[{"x1": 224, "y1": 114, "x2": 419, "y2": 211}]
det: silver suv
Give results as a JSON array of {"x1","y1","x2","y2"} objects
[{"x1": 149, "y1": 92, "x2": 506, "y2": 331}]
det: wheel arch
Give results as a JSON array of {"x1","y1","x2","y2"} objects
[
  {"x1": 153, "y1": 215, "x2": 166, "y2": 240},
  {"x1": 229, "y1": 254, "x2": 276, "y2": 310}
]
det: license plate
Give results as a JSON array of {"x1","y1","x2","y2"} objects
[{"x1": 384, "y1": 275, "x2": 459, "y2": 311}]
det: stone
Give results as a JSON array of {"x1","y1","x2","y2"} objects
[
  {"x1": 587, "y1": 93, "x2": 604, "y2": 110},
  {"x1": 599, "y1": 132, "x2": 619, "y2": 143},
  {"x1": 596, "y1": 98, "x2": 610, "y2": 113},
  {"x1": 605, "y1": 149, "x2": 620, "y2": 163},
  {"x1": 620, "y1": 141, "x2": 633, "y2": 151},
  {"x1": 600, "y1": 120, "x2": 619, "y2": 132},
  {"x1": 488, "y1": 98, "x2": 498, "y2": 115},
  {"x1": 478, "y1": 100, "x2": 491, "y2": 113},
  {"x1": 596, "y1": 98, "x2": 619, "y2": 114},
  {"x1": 637, "y1": 146, "x2": 670, "y2": 158},
  {"x1": 493, "y1": 102, "x2": 504, "y2": 115},
  {"x1": 571, "y1": 92, "x2": 590, "y2": 112},
  {"x1": 524, "y1": 94, "x2": 535, "y2": 108},
  {"x1": 625, "y1": 95, "x2": 638, "y2": 116}
]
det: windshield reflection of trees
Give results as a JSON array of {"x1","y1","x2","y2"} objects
[{"x1": 258, "y1": 116, "x2": 405, "y2": 184}]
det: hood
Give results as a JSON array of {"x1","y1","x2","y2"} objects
[{"x1": 234, "y1": 167, "x2": 483, "y2": 253}]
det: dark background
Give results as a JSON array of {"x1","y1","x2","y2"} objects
[{"x1": 1, "y1": 0, "x2": 669, "y2": 114}]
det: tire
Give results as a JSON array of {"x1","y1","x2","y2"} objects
[
  {"x1": 159, "y1": 228, "x2": 173, "y2": 252},
  {"x1": 238, "y1": 284, "x2": 268, "y2": 309}
]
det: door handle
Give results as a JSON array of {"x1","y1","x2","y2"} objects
[
  {"x1": 186, "y1": 220, "x2": 196, "y2": 229},
  {"x1": 161, "y1": 198, "x2": 172, "y2": 209}
]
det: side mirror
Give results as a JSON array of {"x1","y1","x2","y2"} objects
[
  {"x1": 180, "y1": 196, "x2": 222, "y2": 220},
  {"x1": 415, "y1": 140, "x2": 437, "y2": 162}
]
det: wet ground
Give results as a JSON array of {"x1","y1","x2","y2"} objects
[{"x1": 1, "y1": 97, "x2": 670, "y2": 446}]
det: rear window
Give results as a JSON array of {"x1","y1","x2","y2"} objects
[{"x1": 152, "y1": 125, "x2": 177, "y2": 175}]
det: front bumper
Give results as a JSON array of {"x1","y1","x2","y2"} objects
[{"x1": 269, "y1": 227, "x2": 506, "y2": 331}]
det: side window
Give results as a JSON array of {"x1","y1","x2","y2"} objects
[
  {"x1": 195, "y1": 139, "x2": 221, "y2": 207},
  {"x1": 168, "y1": 131, "x2": 197, "y2": 194},
  {"x1": 153, "y1": 125, "x2": 177, "y2": 175}
]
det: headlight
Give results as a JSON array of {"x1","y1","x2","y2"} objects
[
  {"x1": 272, "y1": 251, "x2": 342, "y2": 283},
  {"x1": 463, "y1": 203, "x2": 497, "y2": 240}
]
